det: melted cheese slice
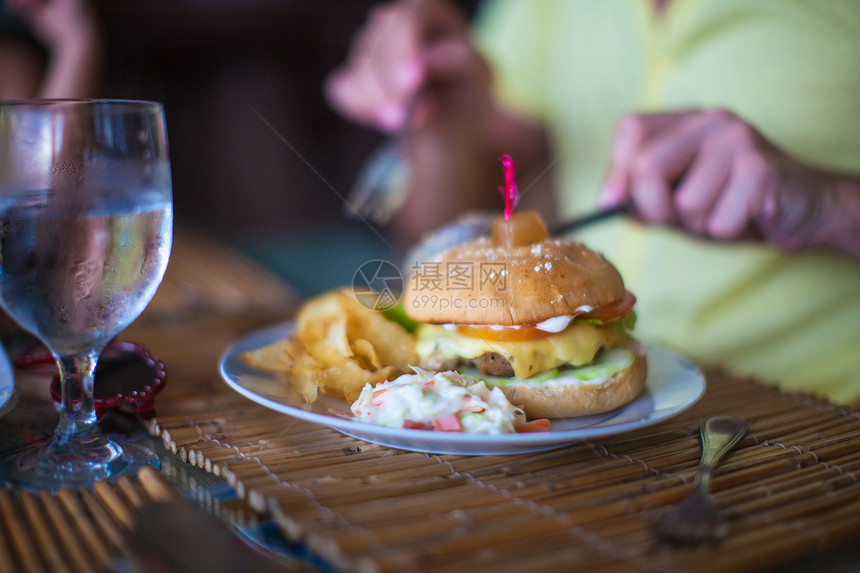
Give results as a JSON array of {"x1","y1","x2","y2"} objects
[{"x1": 416, "y1": 323, "x2": 626, "y2": 379}]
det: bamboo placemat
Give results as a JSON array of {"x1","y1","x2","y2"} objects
[
  {"x1": 0, "y1": 467, "x2": 185, "y2": 573},
  {"x1": 151, "y1": 368, "x2": 860, "y2": 573},
  {"x1": 0, "y1": 228, "x2": 301, "y2": 573},
  {"x1": 0, "y1": 464, "x2": 300, "y2": 573}
]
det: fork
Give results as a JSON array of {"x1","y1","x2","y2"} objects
[
  {"x1": 344, "y1": 93, "x2": 421, "y2": 225},
  {"x1": 655, "y1": 416, "x2": 748, "y2": 545},
  {"x1": 343, "y1": 137, "x2": 409, "y2": 224},
  {"x1": 344, "y1": 144, "x2": 631, "y2": 229}
]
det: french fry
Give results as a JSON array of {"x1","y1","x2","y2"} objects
[
  {"x1": 297, "y1": 294, "x2": 352, "y2": 366},
  {"x1": 241, "y1": 337, "x2": 303, "y2": 374},
  {"x1": 321, "y1": 360, "x2": 392, "y2": 403},
  {"x1": 336, "y1": 290, "x2": 417, "y2": 371},
  {"x1": 242, "y1": 287, "x2": 417, "y2": 404},
  {"x1": 351, "y1": 338, "x2": 382, "y2": 371},
  {"x1": 291, "y1": 354, "x2": 324, "y2": 404}
]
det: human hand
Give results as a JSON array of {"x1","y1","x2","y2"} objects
[
  {"x1": 600, "y1": 109, "x2": 860, "y2": 254},
  {"x1": 7, "y1": 0, "x2": 99, "y2": 52},
  {"x1": 325, "y1": 0, "x2": 491, "y2": 133}
]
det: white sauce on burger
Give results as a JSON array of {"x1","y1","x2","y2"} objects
[{"x1": 438, "y1": 309, "x2": 595, "y2": 334}]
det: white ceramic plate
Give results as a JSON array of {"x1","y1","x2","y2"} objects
[
  {"x1": 219, "y1": 322, "x2": 706, "y2": 455},
  {"x1": 0, "y1": 345, "x2": 17, "y2": 419}
]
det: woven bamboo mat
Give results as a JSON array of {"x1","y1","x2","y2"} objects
[
  {"x1": 151, "y1": 369, "x2": 860, "y2": 573},
  {"x1": 0, "y1": 467, "x2": 183, "y2": 573},
  {"x1": 0, "y1": 464, "x2": 295, "y2": 573}
]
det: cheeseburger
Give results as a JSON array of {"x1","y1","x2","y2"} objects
[{"x1": 403, "y1": 210, "x2": 646, "y2": 419}]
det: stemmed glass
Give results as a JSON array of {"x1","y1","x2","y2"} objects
[{"x1": 0, "y1": 100, "x2": 173, "y2": 491}]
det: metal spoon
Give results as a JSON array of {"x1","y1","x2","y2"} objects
[{"x1": 655, "y1": 416, "x2": 748, "y2": 545}]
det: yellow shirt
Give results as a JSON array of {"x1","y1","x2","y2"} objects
[{"x1": 475, "y1": 0, "x2": 860, "y2": 404}]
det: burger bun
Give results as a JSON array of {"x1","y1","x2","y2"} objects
[
  {"x1": 405, "y1": 236, "x2": 625, "y2": 326},
  {"x1": 495, "y1": 339, "x2": 647, "y2": 419}
]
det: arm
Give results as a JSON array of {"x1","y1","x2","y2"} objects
[
  {"x1": 394, "y1": 102, "x2": 552, "y2": 247},
  {"x1": 600, "y1": 109, "x2": 860, "y2": 260},
  {"x1": 326, "y1": 0, "x2": 553, "y2": 247},
  {"x1": 7, "y1": 0, "x2": 104, "y2": 99},
  {"x1": 0, "y1": 40, "x2": 43, "y2": 100}
]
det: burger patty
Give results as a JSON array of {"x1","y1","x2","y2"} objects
[{"x1": 475, "y1": 352, "x2": 515, "y2": 377}]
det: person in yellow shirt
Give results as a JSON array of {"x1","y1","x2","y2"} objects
[{"x1": 326, "y1": 0, "x2": 860, "y2": 404}]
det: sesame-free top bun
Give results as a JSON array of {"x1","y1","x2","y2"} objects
[
  {"x1": 499, "y1": 339, "x2": 647, "y2": 418},
  {"x1": 404, "y1": 236, "x2": 626, "y2": 326}
]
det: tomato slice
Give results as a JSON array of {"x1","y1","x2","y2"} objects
[
  {"x1": 580, "y1": 291, "x2": 636, "y2": 322},
  {"x1": 456, "y1": 291, "x2": 636, "y2": 342},
  {"x1": 515, "y1": 419, "x2": 551, "y2": 433},
  {"x1": 457, "y1": 324, "x2": 551, "y2": 342}
]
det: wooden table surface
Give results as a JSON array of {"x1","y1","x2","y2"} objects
[{"x1": 1, "y1": 228, "x2": 858, "y2": 573}]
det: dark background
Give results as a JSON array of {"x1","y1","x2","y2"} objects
[
  {"x1": 97, "y1": 0, "x2": 390, "y2": 242},
  {"x1": 2, "y1": 0, "x2": 481, "y2": 295}
]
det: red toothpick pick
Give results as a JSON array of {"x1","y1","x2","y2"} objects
[{"x1": 498, "y1": 154, "x2": 519, "y2": 220}]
